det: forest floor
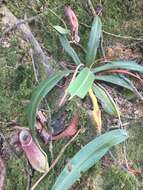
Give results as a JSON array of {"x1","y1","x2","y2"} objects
[{"x1": 0, "y1": 0, "x2": 143, "y2": 190}]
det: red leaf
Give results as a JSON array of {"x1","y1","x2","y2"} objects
[
  {"x1": 52, "y1": 113, "x2": 79, "y2": 140},
  {"x1": 106, "y1": 69, "x2": 143, "y2": 84}
]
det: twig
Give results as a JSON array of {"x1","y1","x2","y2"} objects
[
  {"x1": 120, "y1": 75, "x2": 143, "y2": 100},
  {"x1": 80, "y1": 23, "x2": 143, "y2": 42},
  {"x1": 69, "y1": 64, "x2": 84, "y2": 84},
  {"x1": 80, "y1": 22, "x2": 91, "y2": 28},
  {"x1": 109, "y1": 151, "x2": 128, "y2": 172},
  {"x1": 59, "y1": 64, "x2": 83, "y2": 106},
  {"x1": 103, "y1": 30, "x2": 143, "y2": 41},
  {"x1": 109, "y1": 150, "x2": 139, "y2": 188},
  {"x1": 122, "y1": 142, "x2": 130, "y2": 170},
  {"x1": 131, "y1": 85, "x2": 143, "y2": 100},
  {"x1": 68, "y1": 64, "x2": 84, "y2": 101},
  {"x1": 30, "y1": 128, "x2": 81, "y2": 190}
]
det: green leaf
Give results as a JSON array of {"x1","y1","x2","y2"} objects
[
  {"x1": 28, "y1": 70, "x2": 71, "y2": 129},
  {"x1": 93, "y1": 61, "x2": 143, "y2": 73},
  {"x1": 67, "y1": 68, "x2": 95, "y2": 99},
  {"x1": 86, "y1": 16, "x2": 102, "y2": 66},
  {"x1": 93, "y1": 84, "x2": 119, "y2": 116},
  {"x1": 94, "y1": 74, "x2": 134, "y2": 91},
  {"x1": 52, "y1": 129, "x2": 128, "y2": 190},
  {"x1": 53, "y1": 25, "x2": 70, "y2": 35},
  {"x1": 59, "y1": 35, "x2": 81, "y2": 66}
]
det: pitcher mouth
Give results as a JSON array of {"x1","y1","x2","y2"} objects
[{"x1": 19, "y1": 130, "x2": 32, "y2": 146}]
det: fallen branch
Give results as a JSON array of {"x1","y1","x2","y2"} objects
[
  {"x1": 0, "y1": 5, "x2": 54, "y2": 76},
  {"x1": 1, "y1": 7, "x2": 67, "y2": 36}
]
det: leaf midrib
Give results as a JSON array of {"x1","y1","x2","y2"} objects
[{"x1": 69, "y1": 69, "x2": 94, "y2": 98}]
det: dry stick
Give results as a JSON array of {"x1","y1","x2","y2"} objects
[
  {"x1": 122, "y1": 142, "x2": 130, "y2": 170},
  {"x1": 30, "y1": 129, "x2": 81, "y2": 190},
  {"x1": 0, "y1": 5, "x2": 53, "y2": 76},
  {"x1": 80, "y1": 23, "x2": 143, "y2": 42},
  {"x1": 103, "y1": 30, "x2": 143, "y2": 41},
  {"x1": 109, "y1": 151, "x2": 129, "y2": 172},
  {"x1": 59, "y1": 64, "x2": 83, "y2": 106},
  {"x1": 120, "y1": 75, "x2": 143, "y2": 100},
  {"x1": 69, "y1": 64, "x2": 84, "y2": 84},
  {"x1": 130, "y1": 84, "x2": 143, "y2": 100}
]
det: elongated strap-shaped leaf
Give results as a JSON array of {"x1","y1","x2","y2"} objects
[
  {"x1": 93, "y1": 84, "x2": 119, "y2": 116},
  {"x1": 54, "y1": 25, "x2": 81, "y2": 65},
  {"x1": 53, "y1": 25, "x2": 70, "y2": 35},
  {"x1": 67, "y1": 68, "x2": 95, "y2": 99},
  {"x1": 59, "y1": 35, "x2": 81, "y2": 66},
  {"x1": 86, "y1": 16, "x2": 102, "y2": 66},
  {"x1": 94, "y1": 74, "x2": 134, "y2": 91},
  {"x1": 28, "y1": 70, "x2": 71, "y2": 129},
  {"x1": 93, "y1": 61, "x2": 143, "y2": 73},
  {"x1": 52, "y1": 129, "x2": 128, "y2": 190}
]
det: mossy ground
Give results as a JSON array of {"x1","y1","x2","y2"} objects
[{"x1": 0, "y1": 0, "x2": 143, "y2": 189}]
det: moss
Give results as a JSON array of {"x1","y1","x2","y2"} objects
[
  {"x1": 102, "y1": 166, "x2": 138, "y2": 190},
  {"x1": 127, "y1": 122, "x2": 143, "y2": 163},
  {"x1": 5, "y1": 156, "x2": 27, "y2": 190},
  {"x1": 0, "y1": 40, "x2": 35, "y2": 124}
]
